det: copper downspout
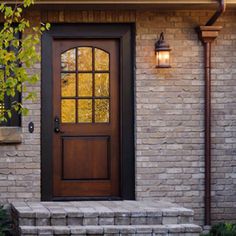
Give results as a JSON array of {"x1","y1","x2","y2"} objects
[
  {"x1": 199, "y1": 0, "x2": 226, "y2": 226},
  {"x1": 206, "y1": 0, "x2": 226, "y2": 26},
  {"x1": 204, "y1": 39, "x2": 212, "y2": 226}
]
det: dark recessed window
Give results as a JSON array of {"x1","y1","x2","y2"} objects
[{"x1": 0, "y1": 28, "x2": 21, "y2": 127}]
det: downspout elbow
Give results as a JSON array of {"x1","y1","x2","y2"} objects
[{"x1": 205, "y1": 0, "x2": 226, "y2": 26}]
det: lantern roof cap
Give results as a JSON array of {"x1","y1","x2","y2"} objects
[{"x1": 155, "y1": 32, "x2": 171, "y2": 51}]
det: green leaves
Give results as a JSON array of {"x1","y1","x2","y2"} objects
[
  {"x1": 46, "y1": 23, "x2": 51, "y2": 30},
  {"x1": 0, "y1": 0, "x2": 50, "y2": 123},
  {"x1": 201, "y1": 223, "x2": 236, "y2": 236},
  {"x1": 40, "y1": 22, "x2": 51, "y2": 32},
  {"x1": 0, "y1": 205, "x2": 13, "y2": 235},
  {"x1": 0, "y1": 4, "x2": 5, "y2": 12},
  {"x1": 23, "y1": 0, "x2": 34, "y2": 7}
]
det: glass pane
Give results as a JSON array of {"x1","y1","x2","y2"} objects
[
  {"x1": 78, "y1": 73, "x2": 93, "y2": 97},
  {"x1": 61, "y1": 99, "x2": 76, "y2": 123},
  {"x1": 61, "y1": 48, "x2": 76, "y2": 71},
  {"x1": 78, "y1": 99, "x2": 92, "y2": 123},
  {"x1": 61, "y1": 73, "x2": 76, "y2": 97},
  {"x1": 78, "y1": 47, "x2": 92, "y2": 71},
  {"x1": 95, "y1": 99, "x2": 109, "y2": 123},
  {"x1": 157, "y1": 51, "x2": 170, "y2": 67},
  {"x1": 95, "y1": 48, "x2": 109, "y2": 71},
  {"x1": 95, "y1": 73, "x2": 109, "y2": 97}
]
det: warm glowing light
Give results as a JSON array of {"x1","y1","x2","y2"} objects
[
  {"x1": 156, "y1": 51, "x2": 170, "y2": 68},
  {"x1": 155, "y1": 32, "x2": 171, "y2": 68}
]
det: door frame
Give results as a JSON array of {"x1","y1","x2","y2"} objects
[{"x1": 41, "y1": 24, "x2": 135, "y2": 201}]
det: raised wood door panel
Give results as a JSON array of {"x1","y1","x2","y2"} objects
[
  {"x1": 52, "y1": 39, "x2": 120, "y2": 198},
  {"x1": 62, "y1": 137, "x2": 109, "y2": 180}
]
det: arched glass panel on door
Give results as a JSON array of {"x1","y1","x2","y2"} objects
[{"x1": 60, "y1": 47, "x2": 110, "y2": 123}]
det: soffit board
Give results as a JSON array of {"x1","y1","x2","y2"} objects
[
  {"x1": 0, "y1": 0, "x2": 223, "y2": 4},
  {"x1": 3, "y1": 0, "x2": 236, "y2": 9}
]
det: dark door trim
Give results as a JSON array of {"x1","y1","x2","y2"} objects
[{"x1": 41, "y1": 23, "x2": 135, "y2": 201}]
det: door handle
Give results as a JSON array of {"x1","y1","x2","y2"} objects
[{"x1": 54, "y1": 116, "x2": 61, "y2": 133}]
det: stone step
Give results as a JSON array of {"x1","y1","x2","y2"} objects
[
  {"x1": 11, "y1": 201, "x2": 194, "y2": 227},
  {"x1": 18, "y1": 224, "x2": 202, "y2": 236}
]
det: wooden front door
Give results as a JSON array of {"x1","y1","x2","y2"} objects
[{"x1": 52, "y1": 39, "x2": 120, "y2": 198}]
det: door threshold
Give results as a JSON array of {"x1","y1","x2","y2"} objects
[{"x1": 49, "y1": 196, "x2": 123, "y2": 201}]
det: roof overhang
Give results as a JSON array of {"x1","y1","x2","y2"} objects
[
  {"x1": 2, "y1": 0, "x2": 235, "y2": 3},
  {"x1": 3, "y1": 0, "x2": 236, "y2": 9}
]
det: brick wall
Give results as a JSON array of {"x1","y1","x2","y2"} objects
[
  {"x1": 211, "y1": 12, "x2": 236, "y2": 223},
  {"x1": 0, "y1": 8, "x2": 235, "y2": 225},
  {"x1": 0, "y1": 11, "x2": 41, "y2": 203},
  {"x1": 136, "y1": 10, "x2": 205, "y2": 225},
  {"x1": 135, "y1": 10, "x2": 236, "y2": 224}
]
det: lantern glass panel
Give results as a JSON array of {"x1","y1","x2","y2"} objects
[{"x1": 156, "y1": 51, "x2": 170, "y2": 68}]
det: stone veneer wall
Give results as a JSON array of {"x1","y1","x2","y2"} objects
[{"x1": 0, "y1": 9, "x2": 235, "y2": 225}]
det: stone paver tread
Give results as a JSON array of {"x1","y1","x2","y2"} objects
[
  {"x1": 19, "y1": 224, "x2": 202, "y2": 234},
  {"x1": 12, "y1": 201, "x2": 194, "y2": 219},
  {"x1": 12, "y1": 201, "x2": 201, "y2": 235}
]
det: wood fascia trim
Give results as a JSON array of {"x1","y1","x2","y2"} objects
[{"x1": 1, "y1": 0, "x2": 221, "y2": 4}]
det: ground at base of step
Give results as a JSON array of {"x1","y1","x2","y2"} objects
[{"x1": 20, "y1": 234, "x2": 201, "y2": 236}]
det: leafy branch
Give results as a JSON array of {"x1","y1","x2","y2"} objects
[{"x1": 0, "y1": 0, "x2": 50, "y2": 123}]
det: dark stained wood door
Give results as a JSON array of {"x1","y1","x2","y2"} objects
[{"x1": 52, "y1": 39, "x2": 120, "y2": 198}]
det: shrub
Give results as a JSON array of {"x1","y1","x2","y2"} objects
[
  {"x1": 201, "y1": 223, "x2": 236, "y2": 236},
  {"x1": 0, "y1": 206, "x2": 12, "y2": 236}
]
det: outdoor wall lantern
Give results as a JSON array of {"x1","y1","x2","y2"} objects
[{"x1": 155, "y1": 32, "x2": 171, "y2": 68}]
